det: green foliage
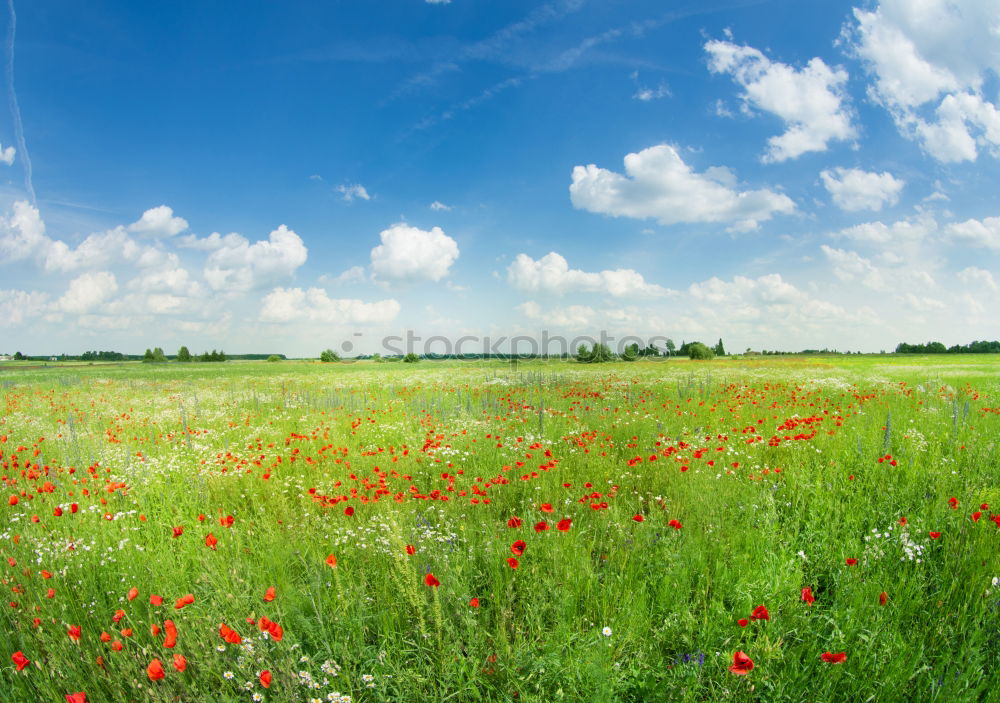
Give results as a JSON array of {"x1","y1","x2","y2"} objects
[
  {"x1": 266, "y1": 354, "x2": 282, "y2": 362},
  {"x1": 714, "y1": 338, "x2": 726, "y2": 356},
  {"x1": 621, "y1": 343, "x2": 639, "y2": 362},
  {"x1": 177, "y1": 346, "x2": 192, "y2": 362},
  {"x1": 687, "y1": 342, "x2": 714, "y2": 360},
  {"x1": 198, "y1": 349, "x2": 226, "y2": 362},
  {"x1": 577, "y1": 342, "x2": 614, "y2": 363},
  {"x1": 320, "y1": 349, "x2": 341, "y2": 363},
  {"x1": 403, "y1": 352, "x2": 420, "y2": 363},
  {"x1": 371, "y1": 353, "x2": 383, "y2": 363}
]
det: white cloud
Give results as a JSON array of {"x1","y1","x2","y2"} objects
[
  {"x1": 128, "y1": 205, "x2": 189, "y2": 238},
  {"x1": 507, "y1": 251, "x2": 669, "y2": 297},
  {"x1": 370, "y1": 223, "x2": 459, "y2": 282},
  {"x1": 517, "y1": 300, "x2": 596, "y2": 328},
  {"x1": 944, "y1": 216, "x2": 1000, "y2": 250},
  {"x1": 331, "y1": 265, "x2": 368, "y2": 284},
  {"x1": 177, "y1": 231, "x2": 245, "y2": 251},
  {"x1": 820, "y1": 167, "x2": 905, "y2": 211},
  {"x1": 259, "y1": 287, "x2": 400, "y2": 324},
  {"x1": 896, "y1": 292, "x2": 946, "y2": 311},
  {"x1": 57, "y1": 271, "x2": 118, "y2": 314},
  {"x1": 0, "y1": 288, "x2": 47, "y2": 326},
  {"x1": 705, "y1": 39, "x2": 855, "y2": 162},
  {"x1": 0, "y1": 200, "x2": 47, "y2": 260},
  {"x1": 847, "y1": 0, "x2": 1000, "y2": 162},
  {"x1": 204, "y1": 225, "x2": 308, "y2": 292},
  {"x1": 570, "y1": 144, "x2": 794, "y2": 231},
  {"x1": 633, "y1": 83, "x2": 670, "y2": 102},
  {"x1": 425, "y1": 0, "x2": 451, "y2": 4},
  {"x1": 127, "y1": 267, "x2": 203, "y2": 296},
  {"x1": 336, "y1": 184, "x2": 371, "y2": 201},
  {"x1": 836, "y1": 213, "x2": 937, "y2": 246},
  {"x1": 957, "y1": 266, "x2": 998, "y2": 292},
  {"x1": 430, "y1": 200, "x2": 452, "y2": 211},
  {"x1": 820, "y1": 245, "x2": 888, "y2": 290},
  {"x1": 0, "y1": 144, "x2": 14, "y2": 166}
]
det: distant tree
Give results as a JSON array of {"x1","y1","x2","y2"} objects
[
  {"x1": 621, "y1": 343, "x2": 639, "y2": 362},
  {"x1": 177, "y1": 346, "x2": 192, "y2": 362},
  {"x1": 665, "y1": 339, "x2": 676, "y2": 354},
  {"x1": 152, "y1": 347, "x2": 167, "y2": 362},
  {"x1": 687, "y1": 342, "x2": 714, "y2": 360},
  {"x1": 266, "y1": 354, "x2": 282, "y2": 362},
  {"x1": 576, "y1": 344, "x2": 590, "y2": 363},
  {"x1": 13, "y1": 351, "x2": 24, "y2": 360},
  {"x1": 371, "y1": 353, "x2": 382, "y2": 363},
  {"x1": 143, "y1": 348, "x2": 155, "y2": 363},
  {"x1": 639, "y1": 344, "x2": 659, "y2": 357},
  {"x1": 403, "y1": 352, "x2": 420, "y2": 363},
  {"x1": 320, "y1": 349, "x2": 340, "y2": 362},
  {"x1": 714, "y1": 338, "x2": 726, "y2": 356}
]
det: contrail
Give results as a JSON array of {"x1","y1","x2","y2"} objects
[{"x1": 6, "y1": 0, "x2": 34, "y2": 204}]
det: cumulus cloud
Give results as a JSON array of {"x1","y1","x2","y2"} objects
[
  {"x1": 820, "y1": 167, "x2": 905, "y2": 211},
  {"x1": 177, "y1": 231, "x2": 246, "y2": 251},
  {"x1": 0, "y1": 144, "x2": 14, "y2": 165},
  {"x1": 957, "y1": 266, "x2": 998, "y2": 291},
  {"x1": 836, "y1": 213, "x2": 937, "y2": 246},
  {"x1": 204, "y1": 225, "x2": 308, "y2": 292},
  {"x1": 507, "y1": 251, "x2": 669, "y2": 297},
  {"x1": 944, "y1": 216, "x2": 1000, "y2": 250},
  {"x1": 820, "y1": 245, "x2": 888, "y2": 290},
  {"x1": 57, "y1": 271, "x2": 118, "y2": 314},
  {"x1": 705, "y1": 39, "x2": 855, "y2": 162},
  {"x1": 128, "y1": 205, "x2": 189, "y2": 238},
  {"x1": 0, "y1": 200, "x2": 47, "y2": 260},
  {"x1": 846, "y1": 0, "x2": 1000, "y2": 162},
  {"x1": 370, "y1": 223, "x2": 459, "y2": 282},
  {"x1": 569, "y1": 144, "x2": 794, "y2": 231},
  {"x1": 516, "y1": 300, "x2": 596, "y2": 328},
  {"x1": 336, "y1": 184, "x2": 371, "y2": 201},
  {"x1": 259, "y1": 287, "x2": 400, "y2": 324},
  {"x1": 127, "y1": 267, "x2": 203, "y2": 296},
  {"x1": 0, "y1": 288, "x2": 47, "y2": 326}
]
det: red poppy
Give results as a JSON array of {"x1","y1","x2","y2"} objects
[
  {"x1": 879, "y1": 591, "x2": 888, "y2": 606},
  {"x1": 632, "y1": 514, "x2": 645, "y2": 522},
  {"x1": 948, "y1": 496, "x2": 958, "y2": 509},
  {"x1": 147, "y1": 658, "x2": 165, "y2": 681},
  {"x1": 511, "y1": 540, "x2": 526, "y2": 556},
  {"x1": 820, "y1": 651, "x2": 847, "y2": 664},
  {"x1": 405, "y1": 545, "x2": 416, "y2": 555},
  {"x1": 326, "y1": 554, "x2": 337, "y2": 568},
  {"x1": 172, "y1": 654, "x2": 186, "y2": 672},
  {"x1": 219, "y1": 623, "x2": 242, "y2": 644},
  {"x1": 127, "y1": 587, "x2": 138, "y2": 601},
  {"x1": 898, "y1": 516, "x2": 907, "y2": 526},
  {"x1": 151, "y1": 624, "x2": 160, "y2": 636},
  {"x1": 540, "y1": 503, "x2": 553, "y2": 513},
  {"x1": 150, "y1": 594, "x2": 163, "y2": 606},
  {"x1": 728, "y1": 650, "x2": 753, "y2": 675},
  {"x1": 172, "y1": 526, "x2": 183, "y2": 538},
  {"x1": 112, "y1": 609, "x2": 126, "y2": 623},
  {"x1": 111, "y1": 641, "x2": 122, "y2": 651},
  {"x1": 205, "y1": 533, "x2": 218, "y2": 550},
  {"x1": 67, "y1": 625, "x2": 82, "y2": 642},
  {"x1": 163, "y1": 620, "x2": 177, "y2": 648},
  {"x1": 65, "y1": 695, "x2": 87, "y2": 703},
  {"x1": 100, "y1": 631, "x2": 112, "y2": 642},
  {"x1": 259, "y1": 670, "x2": 272, "y2": 688},
  {"x1": 507, "y1": 516, "x2": 522, "y2": 528},
  {"x1": 972, "y1": 511, "x2": 982, "y2": 522},
  {"x1": 534, "y1": 521, "x2": 550, "y2": 532},
  {"x1": 750, "y1": 605, "x2": 769, "y2": 621},
  {"x1": 425, "y1": 572, "x2": 440, "y2": 587},
  {"x1": 801, "y1": 587, "x2": 815, "y2": 606},
  {"x1": 929, "y1": 531, "x2": 941, "y2": 539},
  {"x1": 556, "y1": 518, "x2": 572, "y2": 532},
  {"x1": 507, "y1": 557, "x2": 519, "y2": 569},
  {"x1": 737, "y1": 618, "x2": 749, "y2": 627},
  {"x1": 845, "y1": 558, "x2": 857, "y2": 566},
  {"x1": 470, "y1": 597, "x2": 480, "y2": 608},
  {"x1": 175, "y1": 594, "x2": 195, "y2": 609},
  {"x1": 263, "y1": 587, "x2": 276, "y2": 602},
  {"x1": 343, "y1": 506, "x2": 354, "y2": 517},
  {"x1": 668, "y1": 519, "x2": 683, "y2": 530},
  {"x1": 11, "y1": 650, "x2": 29, "y2": 671}
]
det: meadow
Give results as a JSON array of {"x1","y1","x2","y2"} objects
[{"x1": 1, "y1": 356, "x2": 997, "y2": 703}]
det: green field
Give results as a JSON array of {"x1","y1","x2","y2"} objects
[{"x1": 1, "y1": 356, "x2": 998, "y2": 702}]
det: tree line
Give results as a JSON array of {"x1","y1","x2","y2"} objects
[{"x1": 895, "y1": 340, "x2": 1000, "y2": 354}]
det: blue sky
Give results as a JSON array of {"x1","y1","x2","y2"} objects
[{"x1": 2, "y1": 0, "x2": 999, "y2": 356}]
